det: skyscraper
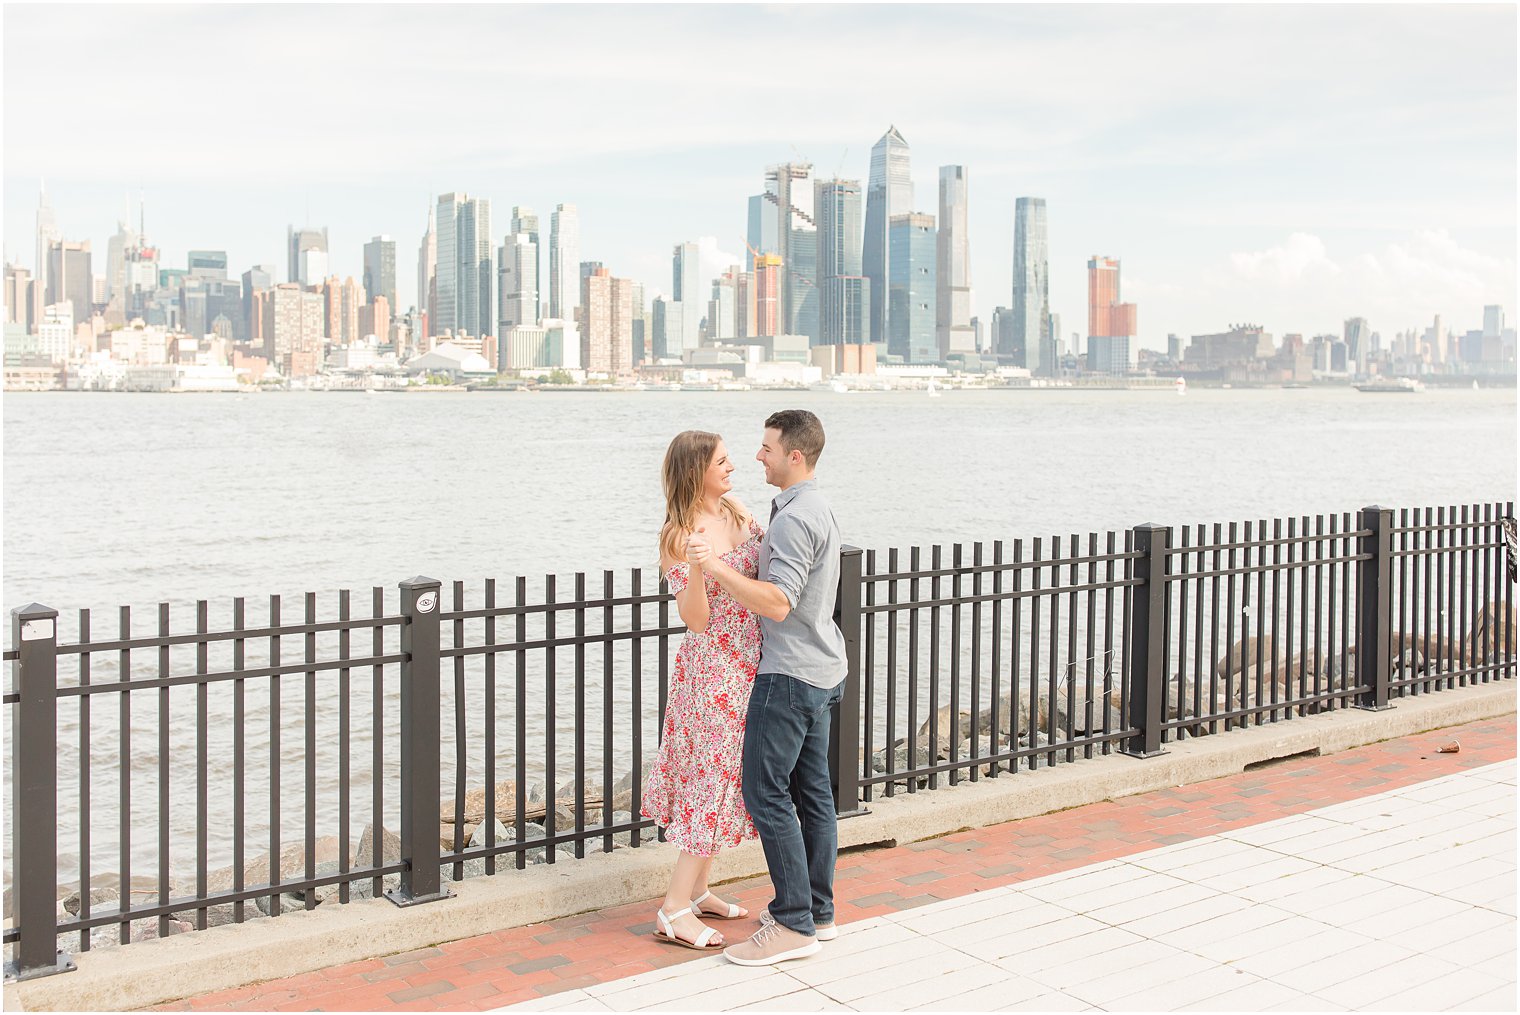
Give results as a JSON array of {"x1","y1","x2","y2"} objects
[
  {"x1": 745, "y1": 194, "x2": 779, "y2": 270},
  {"x1": 1483, "y1": 305, "x2": 1505, "y2": 337},
  {"x1": 754, "y1": 254, "x2": 782, "y2": 336},
  {"x1": 105, "y1": 219, "x2": 138, "y2": 303},
  {"x1": 863, "y1": 126, "x2": 912, "y2": 345},
  {"x1": 363, "y1": 235, "x2": 397, "y2": 311},
  {"x1": 889, "y1": 213, "x2": 937, "y2": 364},
  {"x1": 1087, "y1": 256, "x2": 1136, "y2": 339},
  {"x1": 498, "y1": 233, "x2": 538, "y2": 334},
  {"x1": 45, "y1": 240, "x2": 92, "y2": 322},
  {"x1": 511, "y1": 207, "x2": 540, "y2": 319},
  {"x1": 287, "y1": 226, "x2": 328, "y2": 286},
  {"x1": 457, "y1": 197, "x2": 493, "y2": 337},
  {"x1": 188, "y1": 250, "x2": 228, "y2": 279},
  {"x1": 1343, "y1": 316, "x2": 1370, "y2": 374},
  {"x1": 434, "y1": 194, "x2": 463, "y2": 334},
  {"x1": 936, "y1": 166, "x2": 974, "y2": 359},
  {"x1": 815, "y1": 178, "x2": 867, "y2": 346},
  {"x1": 758, "y1": 163, "x2": 819, "y2": 343},
  {"x1": 581, "y1": 267, "x2": 633, "y2": 376},
  {"x1": 35, "y1": 180, "x2": 58, "y2": 282},
  {"x1": 1086, "y1": 256, "x2": 1135, "y2": 375},
  {"x1": 549, "y1": 204, "x2": 579, "y2": 322},
  {"x1": 1012, "y1": 197, "x2": 1050, "y2": 374},
  {"x1": 671, "y1": 241, "x2": 703, "y2": 352},
  {"x1": 417, "y1": 205, "x2": 436, "y2": 317}
]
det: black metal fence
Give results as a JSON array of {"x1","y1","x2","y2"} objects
[{"x1": 4, "y1": 500, "x2": 1514, "y2": 981}]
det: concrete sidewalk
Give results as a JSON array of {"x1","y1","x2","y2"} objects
[{"x1": 502, "y1": 760, "x2": 1516, "y2": 1013}]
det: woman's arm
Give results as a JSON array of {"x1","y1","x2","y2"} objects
[{"x1": 664, "y1": 551, "x2": 711, "y2": 635}]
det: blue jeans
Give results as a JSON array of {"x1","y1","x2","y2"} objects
[{"x1": 741, "y1": 671, "x2": 842, "y2": 937}]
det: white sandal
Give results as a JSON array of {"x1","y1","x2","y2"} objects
[
  {"x1": 692, "y1": 890, "x2": 746, "y2": 920},
  {"x1": 653, "y1": 906, "x2": 723, "y2": 950}
]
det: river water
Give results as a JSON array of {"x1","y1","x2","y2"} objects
[{"x1": 4, "y1": 387, "x2": 1515, "y2": 888}]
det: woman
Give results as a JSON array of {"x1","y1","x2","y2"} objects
[{"x1": 640, "y1": 431, "x2": 764, "y2": 950}]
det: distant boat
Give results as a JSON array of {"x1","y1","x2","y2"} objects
[
  {"x1": 1354, "y1": 378, "x2": 1425, "y2": 394},
  {"x1": 1282, "y1": 382, "x2": 1308, "y2": 389},
  {"x1": 1473, "y1": 380, "x2": 1480, "y2": 390},
  {"x1": 927, "y1": 378, "x2": 942, "y2": 398},
  {"x1": 1174, "y1": 377, "x2": 1186, "y2": 396}
]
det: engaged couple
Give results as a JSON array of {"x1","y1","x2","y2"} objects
[{"x1": 639, "y1": 409, "x2": 848, "y2": 967}]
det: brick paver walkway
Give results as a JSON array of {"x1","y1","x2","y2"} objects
[{"x1": 153, "y1": 714, "x2": 1516, "y2": 1013}]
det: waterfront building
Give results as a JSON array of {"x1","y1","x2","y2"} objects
[
  {"x1": 863, "y1": 126, "x2": 912, "y2": 345},
  {"x1": 1185, "y1": 325, "x2": 1274, "y2": 370},
  {"x1": 549, "y1": 204, "x2": 579, "y2": 322},
  {"x1": 544, "y1": 318, "x2": 579, "y2": 369},
  {"x1": 37, "y1": 304, "x2": 72, "y2": 364},
  {"x1": 1087, "y1": 336, "x2": 1131, "y2": 375},
  {"x1": 500, "y1": 323, "x2": 549, "y2": 370},
  {"x1": 433, "y1": 193, "x2": 463, "y2": 334},
  {"x1": 888, "y1": 213, "x2": 937, "y2": 364},
  {"x1": 936, "y1": 166, "x2": 974, "y2": 359},
  {"x1": 1012, "y1": 197, "x2": 1050, "y2": 374},
  {"x1": 287, "y1": 226, "x2": 328, "y2": 286},
  {"x1": 45, "y1": 239, "x2": 92, "y2": 324},
  {"x1": 581, "y1": 268, "x2": 633, "y2": 376},
  {"x1": 417, "y1": 205, "x2": 436, "y2": 316},
  {"x1": 498, "y1": 232, "x2": 538, "y2": 334},
  {"x1": 262, "y1": 282, "x2": 325, "y2": 377},
  {"x1": 991, "y1": 305, "x2": 1018, "y2": 362},
  {"x1": 363, "y1": 235, "x2": 397, "y2": 311}
]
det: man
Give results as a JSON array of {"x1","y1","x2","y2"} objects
[{"x1": 686, "y1": 409, "x2": 847, "y2": 966}]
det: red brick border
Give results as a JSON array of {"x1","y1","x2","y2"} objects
[{"x1": 152, "y1": 715, "x2": 1515, "y2": 1012}]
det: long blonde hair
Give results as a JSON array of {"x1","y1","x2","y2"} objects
[{"x1": 659, "y1": 430, "x2": 747, "y2": 566}]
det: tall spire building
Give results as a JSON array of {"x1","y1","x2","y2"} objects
[{"x1": 863, "y1": 126, "x2": 912, "y2": 345}]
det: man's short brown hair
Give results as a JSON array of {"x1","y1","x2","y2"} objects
[{"x1": 764, "y1": 409, "x2": 826, "y2": 468}]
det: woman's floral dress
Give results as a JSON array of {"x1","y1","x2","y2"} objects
[{"x1": 641, "y1": 519, "x2": 764, "y2": 856}]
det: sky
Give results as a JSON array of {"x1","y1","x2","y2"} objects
[{"x1": 4, "y1": 3, "x2": 1516, "y2": 347}]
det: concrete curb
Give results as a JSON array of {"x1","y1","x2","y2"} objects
[{"x1": 15, "y1": 681, "x2": 1515, "y2": 1012}]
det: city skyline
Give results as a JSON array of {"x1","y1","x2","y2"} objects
[{"x1": 3, "y1": 4, "x2": 1515, "y2": 343}]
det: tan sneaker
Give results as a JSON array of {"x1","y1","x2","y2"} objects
[
  {"x1": 815, "y1": 921, "x2": 837, "y2": 942},
  {"x1": 723, "y1": 912, "x2": 822, "y2": 966}
]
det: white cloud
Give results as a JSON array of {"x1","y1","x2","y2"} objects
[{"x1": 1204, "y1": 230, "x2": 1514, "y2": 334}]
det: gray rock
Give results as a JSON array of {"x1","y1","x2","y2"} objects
[{"x1": 469, "y1": 819, "x2": 510, "y2": 849}]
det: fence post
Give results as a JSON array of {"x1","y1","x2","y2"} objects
[
  {"x1": 830, "y1": 545, "x2": 867, "y2": 817},
  {"x1": 1123, "y1": 525, "x2": 1170, "y2": 759},
  {"x1": 5, "y1": 604, "x2": 75, "y2": 981},
  {"x1": 387, "y1": 577, "x2": 452, "y2": 907},
  {"x1": 1357, "y1": 506, "x2": 1396, "y2": 711}
]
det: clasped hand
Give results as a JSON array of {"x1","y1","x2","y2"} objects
[{"x1": 686, "y1": 527, "x2": 714, "y2": 567}]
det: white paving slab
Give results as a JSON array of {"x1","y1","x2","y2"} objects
[{"x1": 497, "y1": 758, "x2": 1516, "y2": 1012}]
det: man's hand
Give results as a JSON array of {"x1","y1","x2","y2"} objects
[{"x1": 686, "y1": 527, "x2": 712, "y2": 568}]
